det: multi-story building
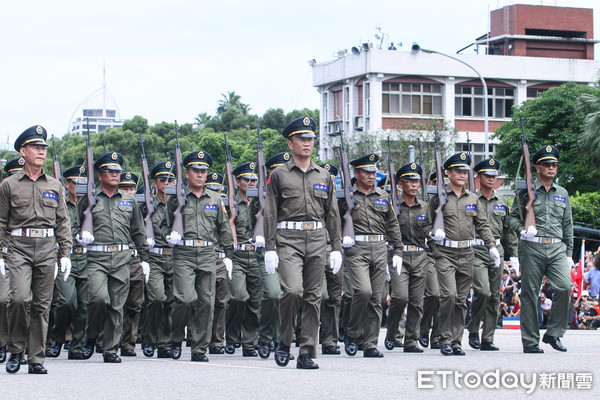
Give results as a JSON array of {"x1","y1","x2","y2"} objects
[
  {"x1": 312, "y1": 4, "x2": 600, "y2": 165},
  {"x1": 71, "y1": 107, "x2": 124, "y2": 135}
]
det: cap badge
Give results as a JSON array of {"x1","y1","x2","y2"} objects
[
  {"x1": 546, "y1": 146, "x2": 552, "y2": 153},
  {"x1": 250, "y1": 162, "x2": 255, "y2": 170},
  {"x1": 410, "y1": 163, "x2": 416, "y2": 170},
  {"x1": 302, "y1": 117, "x2": 310, "y2": 126},
  {"x1": 18, "y1": 158, "x2": 25, "y2": 166},
  {"x1": 126, "y1": 172, "x2": 131, "y2": 179},
  {"x1": 489, "y1": 159, "x2": 495, "y2": 166},
  {"x1": 35, "y1": 126, "x2": 43, "y2": 135},
  {"x1": 369, "y1": 154, "x2": 375, "y2": 161},
  {"x1": 111, "y1": 152, "x2": 118, "y2": 160},
  {"x1": 79, "y1": 166, "x2": 85, "y2": 173},
  {"x1": 198, "y1": 151, "x2": 204, "y2": 159},
  {"x1": 165, "y1": 161, "x2": 172, "y2": 169},
  {"x1": 212, "y1": 173, "x2": 217, "y2": 180},
  {"x1": 324, "y1": 164, "x2": 330, "y2": 171},
  {"x1": 283, "y1": 152, "x2": 290, "y2": 161},
  {"x1": 460, "y1": 153, "x2": 466, "y2": 160}
]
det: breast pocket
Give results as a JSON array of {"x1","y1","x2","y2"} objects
[
  {"x1": 11, "y1": 198, "x2": 31, "y2": 220},
  {"x1": 42, "y1": 197, "x2": 58, "y2": 219},
  {"x1": 493, "y1": 209, "x2": 506, "y2": 217},
  {"x1": 313, "y1": 189, "x2": 328, "y2": 199}
]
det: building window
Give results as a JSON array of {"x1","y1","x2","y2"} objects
[
  {"x1": 455, "y1": 86, "x2": 514, "y2": 118},
  {"x1": 365, "y1": 82, "x2": 370, "y2": 116},
  {"x1": 382, "y1": 83, "x2": 442, "y2": 116},
  {"x1": 527, "y1": 88, "x2": 547, "y2": 99},
  {"x1": 332, "y1": 90, "x2": 343, "y2": 120},
  {"x1": 455, "y1": 143, "x2": 497, "y2": 165}
]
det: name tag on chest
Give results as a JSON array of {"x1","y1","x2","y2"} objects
[
  {"x1": 204, "y1": 204, "x2": 218, "y2": 211},
  {"x1": 313, "y1": 184, "x2": 328, "y2": 192},
  {"x1": 493, "y1": 205, "x2": 506, "y2": 211},
  {"x1": 374, "y1": 199, "x2": 388, "y2": 207},
  {"x1": 118, "y1": 201, "x2": 133, "y2": 206},
  {"x1": 416, "y1": 215, "x2": 426, "y2": 221},
  {"x1": 465, "y1": 204, "x2": 477, "y2": 211},
  {"x1": 553, "y1": 196, "x2": 566, "y2": 203},
  {"x1": 43, "y1": 192, "x2": 58, "y2": 201}
]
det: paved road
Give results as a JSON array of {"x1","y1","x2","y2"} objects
[{"x1": 1, "y1": 328, "x2": 597, "y2": 399}]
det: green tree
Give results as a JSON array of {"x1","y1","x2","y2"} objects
[
  {"x1": 570, "y1": 191, "x2": 600, "y2": 228},
  {"x1": 216, "y1": 91, "x2": 250, "y2": 116},
  {"x1": 577, "y1": 92, "x2": 600, "y2": 166},
  {"x1": 261, "y1": 108, "x2": 287, "y2": 132}
]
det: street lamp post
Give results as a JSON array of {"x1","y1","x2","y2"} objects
[{"x1": 411, "y1": 43, "x2": 489, "y2": 158}]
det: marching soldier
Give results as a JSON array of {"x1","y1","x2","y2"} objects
[
  {"x1": 467, "y1": 159, "x2": 518, "y2": 351},
  {"x1": 46, "y1": 165, "x2": 89, "y2": 360},
  {"x1": 224, "y1": 162, "x2": 262, "y2": 357},
  {"x1": 165, "y1": 150, "x2": 234, "y2": 362},
  {"x1": 118, "y1": 172, "x2": 148, "y2": 356},
  {"x1": 509, "y1": 145, "x2": 573, "y2": 353},
  {"x1": 78, "y1": 151, "x2": 150, "y2": 363},
  {"x1": 385, "y1": 162, "x2": 431, "y2": 353},
  {"x1": 342, "y1": 154, "x2": 403, "y2": 358},
  {"x1": 141, "y1": 161, "x2": 176, "y2": 359},
  {"x1": 428, "y1": 152, "x2": 500, "y2": 356},
  {"x1": 264, "y1": 116, "x2": 342, "y2": 369},
  {"x1": 0, "y1": 126, "x2": 72, "y2": 374}
]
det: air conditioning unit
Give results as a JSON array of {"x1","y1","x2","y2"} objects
[{"x1": 354, "y1": 116, "x2": 364, "y2": 130}]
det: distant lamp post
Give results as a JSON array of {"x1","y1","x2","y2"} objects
[{"x1": 411, "y1": 43, "x2": 490, "y2": 158}]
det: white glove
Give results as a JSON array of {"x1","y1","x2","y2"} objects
[
  {"x1": 54, "y1": 262, "x2": 59, "y2": 280},
  {"x1": 392, "y1": 255, "x2": 402, "y2": 275},
  {"x1": 342, "y1": 236, "x2": 355, "y2": 248},
  {"x1": 567, "y1": 258, "x2": 575, "y2": 269},
  {"x1": 76, "y1": 231, "x2": 94, "y2": 246},
  {"x1": 432, "y1": 229, "x2": 445, "y2": 242},
  {"x1": 0, "y1": 259, "x2": 5, "y2": 277},
  {"x1": 520, "y1": 225, "x2": 537, "y2": 240},
  {"x1": 223, "y1": 257, "x2": 233, "y2": 279},
  {"x1": 385, "y1": 265, "x2": 391, "y2": 282},
  {"x1": 490, "y1": 247, "x2": 501, "y2": 268},
  {"x1": 147, "y1": 238, "x2": 155, "y2": 248},
  {"x1": 253, "y1": 235, "x2": 265, "y2": 248},
  {"x1": 330, "y1": 251, "x2": 342, "y2": 275},
  {"x1": 60, "y1": 257, "x2": 72, "y2": 281},
  {"x1": 141, "y1": 261, "x2": 150, "y2": 283},
  {"x1": 510, "y1": 257, "x2": 520, "y2": 274},
  {"x1": 265, "y1": 251, "x2": 278, "y2": 274},
  {"x1": 166, "y1": 231, "x2": 182, "y2": 245}
]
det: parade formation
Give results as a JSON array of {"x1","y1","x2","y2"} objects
[{"x1": 0, "y1": 115, "x2": 574, "y2": 374}]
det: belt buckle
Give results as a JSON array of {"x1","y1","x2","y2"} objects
[
  {"x1": 458, "y1": 241, "x2": 468, "y2": 248},
  {"x1": 107, "y1": 245, "x2": 118, "y2": 252},
  {"x1": 326, "y1": 245, "x2": 332, "y2": 252},
  {"x1": 368, "y1": 235, "x2": 377, "y2": 242},
  {"x1": 302, "y1": 222, "x2": 314, "y2": 230},
  {"x1": 130, "y1": 250, "x2": 135, "y2": 256},
  {"x1": 74, "y1": 248, "x2": 83, "y2": 254},
  {"x1": 407, "y1": 245, "x2": 416, "y2": 252},
  {"x1": 247, "y1": 245, "x2": 255, "y2": 251},
  {"x1": 542, "y1": 237, "x2": 552, "y2": 244},
  {"x1": 164, "y1": 249, "x2": 172, "y2": 255},
  {"x1": 30, "y1": 229, "x2": 42, "y2": 238},
  {"x1": 193, "y1": 240, "x2": 204, "y2": 247}
]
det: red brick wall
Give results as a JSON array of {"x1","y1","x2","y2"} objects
[{"x1": 455, "y1": 119, "x2": 505, "y2": 132}]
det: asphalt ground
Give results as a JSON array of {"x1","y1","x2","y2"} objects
[{"x1": 1, "y1": 328, "x2": 597, "y2": 399}]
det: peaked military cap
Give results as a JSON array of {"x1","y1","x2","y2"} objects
[
  {"x1": 136, "y1": 185, "x2": 145, "y2": 195},
  {"x1": 474, "y1": 158, "x2": 500, "y2": 176},
  {"x1": 429, "y1": 171, "x2": 449, "y2": 183},
  {"x1": 14, "y1": 125, "x2": 48, "y2": 151},
  {"x1": 266, "y1": 152, "x2": 291, "y2": 170},
  {"x1": 282, "y1": 116, "x2": 316, "y2": 139},
  {"x1": 184, "y1": 150, "x2": 212, "y2": 170},
  {"x1": 396, "y1": 162, "x2": 423, "y2": 181},
  {"x1": 63, "y1": 165, "x2": 87, "y2": 184},
  {"x1": 233, "y1": 161, "x2": 258, "y2": 180},
  {"x1": 206, "y1": 172, "x2": 225, "y2": 191},
  {"x1": 119, "y1": 172, "x2": 139, "y2": 186},
  {"x1": 4, "y1": 157, "x2": 25, "y2": 176},
  {"x1": 320, "y1": 163, "x2": 339, "y2": 177},
  {"x1": 94, "y1": 151, "x2": 123, "y2": 171},
  {"x1": 532, "y1": 145, "x2": 559, "y2": 164},
  {"x1": 377, "y1": 178, "x2": 391, "y2": 192},
  {"x1": 350, "y1": 153, "x2": 379, "y2": 172},
  {"x1": 151, "y1": 160, "x2": 175, "y2": 180},
  {"x1": 443, "y1": 152, "x2": 471, "y2": 171}
]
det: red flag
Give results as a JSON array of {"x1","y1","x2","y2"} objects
[{"x1": 572, "y1": 240, "x2": 585, "y2": 297}]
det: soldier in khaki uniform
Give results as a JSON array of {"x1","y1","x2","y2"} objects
[
  {"x1": 78, "y1": 152, "x2": 150, "y2": 364},
  {"x1": 428, "y1": 152, "x2": 500, "y2": 356},
  {"x1": 118, "y1": 172, "x2": 149, "y2": 357},
  {"x1": 264, "y1": 116, "x2": 342, "y2": 369},
  {"x1": 509, "y1": 145, "x2": 573, "y2": 353},
  {"x1": 165, "y1": 150, "x2": 234, "y2": 362},
  {"x1": 0, "y1": 157, "x2": 25, "y2": 364},
  {"x1": 141, "y1": 161, "x2": 175, "y2": 359},
  {"x1": 0, "y1": 126, "x2": 72, "y2": 374},
  {"x1": 385, "y1": 162, "x2": 431, "y2": 353},
  {"x1": 341, "y1": 154, "x2": 403, "y2": 358},
  {"x1": 467, "y1": 159, "x2": 518, "y2": 351}
]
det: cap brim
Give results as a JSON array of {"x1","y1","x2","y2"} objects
[
  {"x1": 187, "y1": 164, "x2": 209, "y2": 170},
  {"x1": 477, "y1": 171, "x2": 498, "y2": 176},
  {"x1": 294, "y1": 132, "x2": 316, "y2": 138},
  {"x1": 357, "y1": 166, "x2": 378, "y2": 172},
  {"x1": 104, "y1": 165, "x2": 123, "y2": 171}
]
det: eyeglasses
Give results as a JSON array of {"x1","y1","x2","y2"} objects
[
  {"x1": 539, "y1": 163, "x2": 557, "y2": 169},
  {"x1": 103, "y1": 170, "x2": 120, "y2": 175}
]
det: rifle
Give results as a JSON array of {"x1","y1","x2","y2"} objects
[
  {"x1": 81, "y1": 118, "x2": 96, "y2": 237},
  {"x1": 466, "y1": 132, "x2": 476, "y2": 238},
  {"x1": 139, "y1": 132, "x2": 155, "y2": 245},
  {"x1": 171, "y1": 121, "x2": 186, "y2": 237},
  {"x1": 387, "y1": 136, "x2": 400, "y2": 217},
  {"x1": 432, "y1": 124, "x2": 446, "y2": 235},
  {"x1": 252, "y1": 120, "x2": 266, "y2": 243},
  {"x1": 51, "y1": 135, "x2": 61, "y2": 181},
  {"x1": 224, "y1": 132, "x2": 238, "y2": 247},
  {"x1": 417, "y1": 138, "x2": 428, "y2": 201},
  {"x1": 520, "y1": 116, "x2": 536, "y2": 232},
  {"x1": 334, "y1": 129, "x2": 355, "y2": 243}
]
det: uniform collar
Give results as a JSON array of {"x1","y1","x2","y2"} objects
[
  {"x1": 534, "y1": 178, "x2": 556, "y2": 191},
  {"x1": 17, "y1": 168, "x2": 48, "y2": 181},
  {"x1": 477, "y1": 189, "x2": 498, "y2": 200},
  {"x1": 288, "y1": 157, "x2": 319, "y2": 173}
]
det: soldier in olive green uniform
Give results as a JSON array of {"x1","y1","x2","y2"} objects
[
  {"x1": 264, "y1": 116, "x2": 342, "y2": 369},
  {"x1": 342, "y1": 154, "x2": 403, "y2": 358},
  {"x1": 78, "y1": 151, "x2": 150, "y2": 364},
  {"x1": 141, "y1": 161, "x2": 175, "y2": 359},
  {"x1": 385, "y1": 162, "x2": 431, "y2": 353},
  {"x1": 118, "y1": 172, "x2": 149, "y2": 356},
  {"x1": 205, "y1": 173, "x2": 230, "y2": 355},
  {"x1": 165, "y1": 150, "x2": 234, "y2": 362},
  {"x1": 509, "y1": 145, "x2": 573, "y2": 353},
  {"x1": 0, "y1": 157, "x2": 25, "y2": 364},
  {"x1": 428, "y1": 152, "x2": 500, "y2": 356},
  {"x1": 46, "y1": 165, "x2": 89, "y2": 360},
  {"x1": 0, "y1": 126, "x2": 72, "y2": 374},
  {"x1": 224, "y1": 162, "x2": 262, "y2": 357},
  {"x1": 467, "y1": 159, "x2": 518, "y2": 351}
]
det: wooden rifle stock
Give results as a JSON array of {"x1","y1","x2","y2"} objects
[
  {"x1": 81, "y1": 119, "x2": 95, "y2": 236},
  {"x1": 139, "y1": 132, "x2": 155, "y2": 243},
  {"x1": 337, "y1": 132, "x2": 355, "y2": 241},
  {"x1": 417, "y1": 138, "x2": 428, "y2": 201},
  {"x1": 520, "y1": 116, "x2": 536, "y2": 231},
  {"x1": 252, "y1": 122, "x2": 266, "y2": 242},
  {"x1": 432, "y1": 126, "x2": 446, "y2": 234},
  {"x1": 387, "y1": 137, "x2": 400, "y2": 217},
  {"x1": 171, "y1": 121, "x2": 185, "y2": 237},
  {"x1": 51, "y1": 135, "x2": 61, "y2": 181},
  {"x1": 224, "y1": 133, "x2": 238, "y2": 247}
]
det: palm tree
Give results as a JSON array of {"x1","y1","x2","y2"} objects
[
  {"x1": 216, "y1": 91, "x2": 250, "y2": 116},
  {"x1": 578, "y1": 92, "x2": 600, "y2": 165},
  {"x1": 194, "y1": 112, "x2": 212, "y2": 129}
]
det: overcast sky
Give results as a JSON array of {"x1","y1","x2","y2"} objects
[{"x1": 0, "y1": 0, "x2": 598, "y2": 145}]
